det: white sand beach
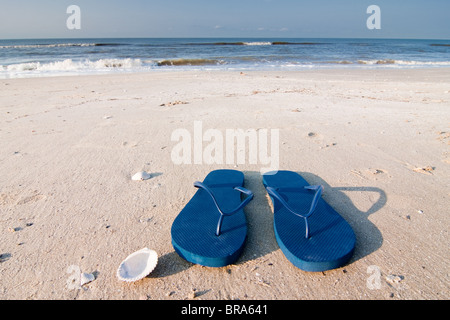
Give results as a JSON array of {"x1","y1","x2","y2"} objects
[{"x1": 0, "y1": 68, "x2": 449, "y2": 300}]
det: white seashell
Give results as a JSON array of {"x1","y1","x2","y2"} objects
[
  {"x1": 117, "y1": 248, "x2": 158, "y2": 282},
  {"x1": 80, "y1": 272, "x2": 95, "y2": 286},
  {"x1": 132, "y1": 171, "x2": 152, "y2": 181}
]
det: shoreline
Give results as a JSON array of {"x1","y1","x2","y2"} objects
[
  {"x1": 2, "y1": 65, "x2": 450, "y2": 81},
  {"x1": 0, "y1": 68, "x2": 449, "y2": 300}
]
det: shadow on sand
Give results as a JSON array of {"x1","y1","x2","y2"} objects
[{"x1": 151, "y1": 170, "x2": 386, "y2": 277}]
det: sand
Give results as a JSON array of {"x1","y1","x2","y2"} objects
[{"x1": 0, "y1": 68, "x2": 449, "y2": 300}]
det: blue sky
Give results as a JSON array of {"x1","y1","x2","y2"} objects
[{"x1": 0, "y1": 0, "x2": 449, "y2": 39}]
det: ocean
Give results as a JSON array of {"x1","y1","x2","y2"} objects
[{"x1": 0, "y1": 38, "x2": 449, "y2": 78}]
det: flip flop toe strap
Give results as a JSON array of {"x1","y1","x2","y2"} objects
[
  {"x1": 194, "y1": 181, "x2": 254, "y2": 236},
  {"x1": 266, "y1": 185, "x2": 324, "y2": 239}
]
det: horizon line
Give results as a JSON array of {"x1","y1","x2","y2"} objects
[{"x1": 1, "y1": 36, "x2": 450, "y2": 41}]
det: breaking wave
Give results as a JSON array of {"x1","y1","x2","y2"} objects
[
  {"x1": 356, "y1": 59, "x2": 450, "y2": 66},
  {"x1": 0, "y1": 43, "x2": 97, "y2": 49},
  {"x1": 156, "y1": 58, "x2": 224, "y2": 66},
  {"x1": 1, "y1": 58, "x2": 145, "y2": 76},
  {"x1": 1, "y1": 53, "x2": 449, "y2": 78},
  {"x1": 194, "y1": 41, "x2": 323, "y2": 46},
  {"x1": 0, "y1": 42, "x2": 129, "y2": 49}
]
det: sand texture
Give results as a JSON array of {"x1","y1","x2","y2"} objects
[{"x1": 0, "y1": 69, "x2": 449, "y2": 300}]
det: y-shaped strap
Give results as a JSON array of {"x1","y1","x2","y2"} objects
[
  {"x1": 265, "y1": 185, "x2": 323, "y2": 239},
  {"x1": 194, "y1": 181, "x2": 254, "y2": 236}
]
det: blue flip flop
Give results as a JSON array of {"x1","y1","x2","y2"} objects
[
  {"x1": 171, "y1": 170, "x2": 254, "y2": 267},
  {"x1": 263, "y1": 171, "x2": 355, "y2": 272}
]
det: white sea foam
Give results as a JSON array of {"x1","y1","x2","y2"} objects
[
  {"x1": 395, "y1": 60, "x2": 450, "y2": 66},
  {"x1": 0, "y1": 43, "x2": 97, "y2": 49},
  {"x1": 357, "y1": 59, "x2": 450, "y2": 66},
  {"x1": 1, "y1": 58, "x2": 146, "y2": 78},
  {"x1": 243, "y1": 42, "x2": 272, "y2": 46},
  {"x1": 1, "y1": 56, "x2": 449, "y2": 79}
]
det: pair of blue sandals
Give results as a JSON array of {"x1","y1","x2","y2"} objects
[{"x1": 171, "y1": 170, "x2": 356, "y2": 272}]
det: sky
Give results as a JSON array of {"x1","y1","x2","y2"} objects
[{"x1": 0, "y1": 0, "x2": 449, "y2": 39}]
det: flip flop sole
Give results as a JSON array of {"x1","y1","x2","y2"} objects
[
  {"x1": 171, "y1": 170, "x2": 248, "y2": 267},
  {"x1": 263, "y1": 171, "x2": 356, "y2": 272}
]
